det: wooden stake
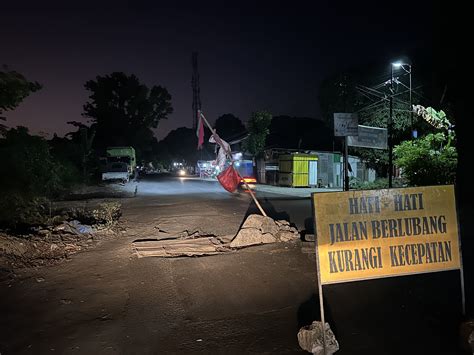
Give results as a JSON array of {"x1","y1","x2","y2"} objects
[{"x1": 200, "y1": 112, "x2": 267, "y2": 217}]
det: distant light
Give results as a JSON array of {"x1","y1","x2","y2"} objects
[
  {"x1": 392, "y1": 62, "x2": 403, "y2": 68},
  {"x1": 241, "y1": 177, "x2": 257, "y2": 183},
  {"x1": 235, "y1": 161, "x2": 240, "y2": 167},
  {"x1": 178, "y1": 169, "x2": 186, "y2": 176}
]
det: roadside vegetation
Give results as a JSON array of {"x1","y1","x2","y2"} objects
[
  {"x1": 318, "y1": 65, "x2": 457, "y2": 188},
  {"x1": 1, "y1": 68, "x2": 175, "y2": 231}
]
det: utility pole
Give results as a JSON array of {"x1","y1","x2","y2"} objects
[
  {"x1": 191, "y1": 52, "x2": 202, "y2": 130},
  {"x1": 388, "y1": 65, "x2": 394, "y2": 188}
]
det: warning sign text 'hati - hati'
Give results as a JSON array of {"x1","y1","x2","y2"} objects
[{"x1": 312, "y1": 185, "x2": 461, "y2": 284}]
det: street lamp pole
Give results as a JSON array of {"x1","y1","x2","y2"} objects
[
  {"x1": 394, "y1": 63, "x2": 415, "y2": 138},
  {"x1": 408, "y1": 66, "x2": 415, "y2": 138},
  {"x1": 388, "y1": 65, "x2": 394, "y2": 188}
]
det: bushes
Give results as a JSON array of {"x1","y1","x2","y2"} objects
[
  {"x1": 349, "y1": 177, "x2": 406, "y2": 190},
  {"x1": 0, "y1": 127, "x2": 62, "y2": 197},
  {"x1": 0, "y1": 194, "x2": 50, "y2": 228},
  {"x1": 394, "y1": 133, "x2": 457, "y2": 186},
  {"x1": 0, "y1": 127, "x2": 77, "y2": 228}
]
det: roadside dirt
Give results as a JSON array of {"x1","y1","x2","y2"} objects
[
  {"x1": 0, "y1": 228, "x2": 119, "y2": 269},
  {"x1": 0, "y1": 182, "x2": 132, "y2": 285}
]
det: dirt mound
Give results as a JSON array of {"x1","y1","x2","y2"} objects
[
  {"x1": 0, "y1": 226, "x2": 119, "y2": 269},
  {"x1": 0, "y1": 202, "x2": 123, "y2": 269}
]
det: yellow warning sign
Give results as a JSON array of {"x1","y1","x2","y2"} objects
[{"x1": 312, "y1": 185, "x2": 461, "y2": 284}]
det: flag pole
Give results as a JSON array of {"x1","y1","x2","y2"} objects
[{"x1": 200, "y1": 112, "x2": 267, "y2": 217}]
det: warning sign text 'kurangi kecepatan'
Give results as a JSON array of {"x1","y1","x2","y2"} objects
[{"x1": 312, "y1": 185, "x2": 461, "y2": 284}]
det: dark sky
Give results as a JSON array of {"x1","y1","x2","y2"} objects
[{"x1": 1, "y1": 1, "x2": 434, "y2": 140}]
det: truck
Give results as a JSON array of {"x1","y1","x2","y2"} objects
[{"x1": 101, "y1": 146, "x2": 136, "y2": 183}]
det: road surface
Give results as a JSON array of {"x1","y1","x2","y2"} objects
[{"x1": 0, "y1": 175, "x2": 466, "y2": 354}]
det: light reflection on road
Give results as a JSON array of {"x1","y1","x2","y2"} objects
[{"x1": 131, "y1": 175, "x2": 234, "y2": 197}]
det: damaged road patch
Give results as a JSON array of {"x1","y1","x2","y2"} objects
[
  {"x1": 132, "y1": 237, "x2": 232, "y2": 258},
  {"x1": 132, "y1": 214, "x2": 300, "y2": 258}
]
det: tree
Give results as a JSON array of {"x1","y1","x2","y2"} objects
[
  {"x1": 243, "y1": 111, "x2": 272, "y2": 157},
  {"x1": 318, "y1": 72, "x2": 362, "y2": 128},
  {"x1": 155, "y1": 127, "x2": 199, "y2": 168},
  {"x1": 67, "y1": 121, "x2": 95, "y2": 181},
  {"x1": 214, "y1": 114, "x2": 246, "y2": 141},
  {"x1": 0, "y1": 66, "x2": 41, "y2": 131},
  {"x1": 83, "y1": 72, "x2": 173, "y2": 159},
  {"x1": 266, "y1": 116, "x2": 333, "y2": 151}
]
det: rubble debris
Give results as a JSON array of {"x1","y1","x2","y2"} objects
[
  {"x1": 459, "y1": 320, "x2": 474, "y2": 354},
  {"x1": 216, "y1": 234, "x2": 235, "y2": 244},
  {"x1": 229, "y1": 229, "x2": 276, "y2": 248},
  {"x1": 241, "y1": 215, "x2": 280, "y2": 235},
  {"x1": 230, "y1": 214, "x2": 299, "y2": 248},
  {"x1": 177, "y1": 230, "x2": 202, "y2": 239},
  {"x1": 132, "y1": 237, "x2": 232, "y2": 258},
  {"x1": 297, "y1": 321, "x2": 339, "y2": 355},
  {"x1": 53, "y1": 220, "x2": 94, "y2": 235}
]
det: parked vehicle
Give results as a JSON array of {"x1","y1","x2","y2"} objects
[{"x1": 101, "y1": 146, "x2": 136, "y2": 183}]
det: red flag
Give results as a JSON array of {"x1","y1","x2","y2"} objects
[
  {"x1": 217, "y1": 165, "x2": 241, "y2": 193},
  {"x1": 196, "y1": 110, "x2": 205, "y2": 149}
]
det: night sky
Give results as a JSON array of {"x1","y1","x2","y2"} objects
[{"x1": 1, "y1": 1, "x2": 434, "y2": 140}]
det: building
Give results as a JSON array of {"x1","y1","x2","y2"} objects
[{"x1": 262, "y1": 148, "x2": 376, "y2": 188}]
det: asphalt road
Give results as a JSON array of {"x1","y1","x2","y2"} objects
[{"x1": 0, "y1": 175, "x2": 467, "y2": 354}]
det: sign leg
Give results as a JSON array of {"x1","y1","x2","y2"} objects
[{"x1": 315, "y1": 237, "x2": 328, "y2": 354}]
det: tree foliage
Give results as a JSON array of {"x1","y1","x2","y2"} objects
[
  {"x1": 214, "y1": 113, "x2": 246, "y2": 141},
  {"x1": 266, "y1": 116, "x2": 333, "y2": 150},
  {"x1": 0, "y1": 67, "x2": 41, "y2": 116},
  {"x1": 83, "y1": 72, "x2": 173, "y2": 158},
  {"x1": 318, "y1": 72, "x2": 362, "y2": 128},
  {"x1": 243, "y1": 111, "x2": 272, "y2": 157},
  {"x1": 0, "y1": 67, "x2": 41, "y2": 132},
  {"x1": 394, "y1": 132, "x2": 457, "y2": 186}
]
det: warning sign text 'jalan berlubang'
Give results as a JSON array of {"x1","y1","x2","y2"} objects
[{"x1": 313, "y1": 185, "x2": 460, "y2": 284}]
